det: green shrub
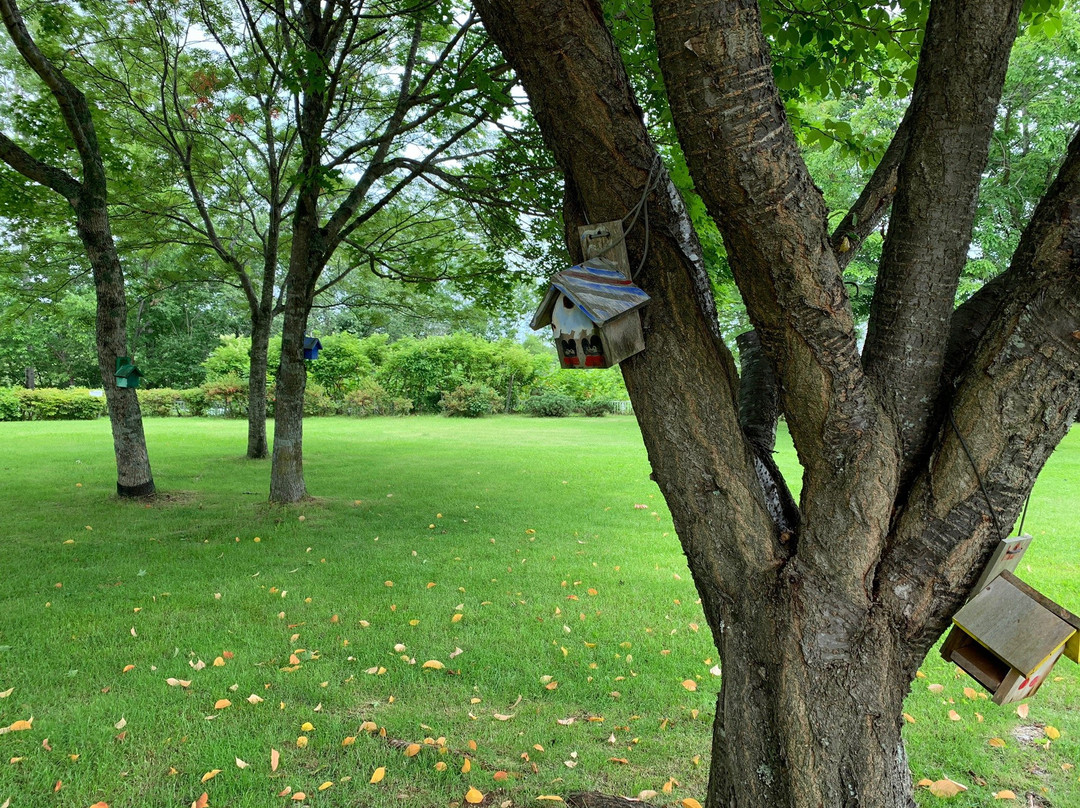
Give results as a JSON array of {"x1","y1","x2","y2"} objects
[
  {"x1": 307, "y1": 333, "x2": 375, "y2": 398},
  {"x1": 0, "y1": 388, "x2": 20, "y2": 421},
  {"x1": 440, "y1": 383, "x2": 501, "y2": 418},
  {"x1": 342, "y1": 380, "x2": 413, "y2": 416},
  {"x1": 14, "y1": 388, "x2": 105, "y2": 420},
  {"x1": 180, "y1": 387, "x2": 210, "y2": 417},
  {"x1": 577, "y1": 399, "x2": 614, "y2": 417},
  {"x1": 303, "y1": 382, "x2": 338, "y2": 416},
  {"x1": 521, "y1": 391, "x2": 575, "y2": 417},
  {"x1": 137, "y1": 388, "x2": 183, "y2": 417},
  {"x1": 203, "y1": 373, "x2": 248, "y2": 417}
]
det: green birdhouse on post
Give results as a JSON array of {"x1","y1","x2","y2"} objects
[{"x1": 115, "y1": 356, "x2": 143, "y2": 389}]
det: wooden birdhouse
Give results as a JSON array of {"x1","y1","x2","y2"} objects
[
  {"x1": 941, "y1": 571, "x2": 1080, "y2": 704},
  {"x1": 531, "y1": 220, "x2": 649, "y2": 369},
  {"x1": 303, "y1": 337, "x2": 322, "y2": 361},
  {"x1": 115, "y1": 356, "x2": 143, "y2": 389}
]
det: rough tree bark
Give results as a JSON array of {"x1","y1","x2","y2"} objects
[
  {"x1": 472, "y1": 0, "x2": 1079, "y2": 806},
  {"x1": 0, "y1": 0, "x2": 155, "y2": 497}
]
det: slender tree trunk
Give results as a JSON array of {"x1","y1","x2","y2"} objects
[
  {"x1": 77, "y1": 203, "x2": 155, "y2": 497},
  {"x1": 246, "y1": 310, "x2": 272, "y2": 460},
  {"x1": 269, "y1": 278, "x2": 313, "y2": 502}
]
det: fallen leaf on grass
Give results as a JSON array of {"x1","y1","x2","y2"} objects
[
  {"x1": 291, "y1": 793, "x2": 306, "y2": 801},
  {"x1": 235, "y1": 758, "x2": 248, "y2": 769},
  {"x1": 370, "y1": 766, "x2": 386, "y2": 783},
  {"x1": 435, "y1": 762, "x2": 448, "y2": 771},
  {"x1": 192, "y1": 793, "x2": 209, "y2": 808},
  {"x1": 928, "y1": 779, "x2": 967, "y2": 797},
  {"x1": 1046, "y1": 726, "x2": 1061, "y2": 740},
  {"x1": 493, "y1": 771, "x2": 508, "y2": 781},
  {"x1": 214, "y1": 700, "x2": 231, "y2": 710},
  {"x1": 246, "y1": 694, "x2": 263, "y2": 704},
  {"x1": 342, "y1": 736, "x2": 356, "y2": 747},
  {"x1": 404, "y1": 743, "x2": 421, "y2": 757},
  {"x1": 681, "y1": 800, "x2": 703, "y2": 808},
  {"x1": 89, "y1": 803, "x2": 109, "y2": 808},
  {"x1": 1016, "y1": 704, "x2": 1029, "y2": 719},
  {"x1": 947, "y1": 710, "x2": 961, "y2": 722},
  {"x1": 296, "y1": 736, "x2": 308, "y2": 748},
  {"x1": 201, "y1": 769, "x2": 221, "y2": 783},
  {"x1": 536, "y1": 797, "x2": 564, "y2": 802},
  {"x1": 461, "y1": 757, "x2": 471, "y2": 773},
  {"x1": 962, "y1": 687, "x2": 978, "y2": 699},
  {"x1": 271, "y1": 748, "x2": 280, "y2": 772},
  {"x1": 122, "y1": 665, "x2": 135, "y2": 673},
  {"x1": 927, "y1": 684, "x2": 944, "y2": 694},
  {"x1": 0, "y1": 688, "x2": 12, "y2": 698},
  {"x1": 681, "y1": 679, "x2": 697, "y2": 692},
  {"x1": 166, "y1": 678, "x2": 192, "y2": 688},
  {"x1": 114, "y1": 717, "x2": 127, "y2": 730},
  {"x1": 902, "y1": 713, "x2": 916, "y2": 723},
  {"x1": 318, "y1": 781, "x2": 333, "y2": 791},
  {"x1": 989, "y1": 738, "x2": 1006, "y2": 748},
  {"x1": 993, "y1": 791, "x2": 1017, "y2": 800},
  {"x1": 465, "y1": 786, "x2": 484, "y2": 804},
  {"x1": 493, "y1": 713, "x2": 514, "y2": 721},
  {"x1": 422, "y1": 660, "x2": 444, "y2": 670}
]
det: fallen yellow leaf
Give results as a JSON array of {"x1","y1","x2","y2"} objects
[
  {"x1": 435, "y1": 761, "x2": 448, "y2": 771},
  {"x1": 452, "y1": 613, "x2": 463, "y2": 623},
  {"x1": 235, "y1": 758, "x2": 248, "y2": 769},
  {"x1": 6, "y1": 719, "x2": 33, "y2": 732},
  {"x1": 927, "y1": 683, "x2": 945, "y2": 694},
  {"x1": 994, "y1": 790, "x2": 1017, "y2": 800},
  {"x1": 465, "y1": 786, "x2": 484, "y2": 804},
  {"x1": 214, "y1": 699, "x2": 231, "y2": 710},
  {"x1": 291, "y1": 793, "x2": 306, "y2": 801},
  {"x1": 1016, "y1": 703, "x2": 1029, "y2": 719},
  {"x1": 948, "y1": 710, "x2": 961, "y2": 721},
  {"x1": 928, "y1": 778, "x2": 967, "y2": 798},
  {"x1": 681, "y1": 679, "x2": 697, "y2": 692},
  {"x1": 405, "y1": 743, "x2": 421, "y2": 757},
  {"x1": 192, "y1": 792, "x2": 209, "y2": 808},
  {"x1": 301, "y1": 722, "x2": 314, "y2": 732},
  {"x1": 342, "y1": 736, "x2": 356, "y2": 747},
  {"x1": 370, "y1": 766, "x2": 386, "y2": 784},
  {"x1": 989, "y1": 737, "x2": 1006, "y2": 748},
  {"x1": 1046, "y1": 726, "x2": 1061, "y2": 740},
  {"x1": 318, "y1": 781, "x2": 333, "y2": 791},
  {"x1": 422, "y1": 660, "x2": 444, "y2": 670},
  {"x1": 902, "y1": 713, "x2": 916, "y2": 723},
  {"x1": 682, "y1": 800, "x2": 704, "y2": 808},
  {"x1": 201, "y1": 769, "x2": 221, "y2": 783},
  {"x1": 461, "y1": 757, "x2": 471, "y2": 773},
  {"x1": 296, "y1": 736, "x2": 308, "y2": 748},
  {"x1": 536, "y1": 797, "x2": 564, "y2": 802},
  {"x1": 271, "y1": 748, "x2": 280, "y2": 772}
]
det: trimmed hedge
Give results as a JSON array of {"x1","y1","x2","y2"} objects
[{"x1": 0, "y1": 388, "x2": 107, "y2": 421}]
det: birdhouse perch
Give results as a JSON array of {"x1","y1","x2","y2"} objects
[{"x1": 531, "y1": 220, "x2": 649, "y2": 369}]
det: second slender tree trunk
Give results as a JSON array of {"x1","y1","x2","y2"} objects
[{"x1": 246, "y1": 311, "x2": 272, "y2": 460}]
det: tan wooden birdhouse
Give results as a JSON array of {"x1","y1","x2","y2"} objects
[
  {"x1": 941, "y1": 571, "x2": 1080, "y2": 705},
  {"x1": 531, "y1": 220, "x2": 649, "y2": 369}
]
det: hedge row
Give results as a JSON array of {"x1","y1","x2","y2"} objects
[{"x1": 0, "y1": 388, "x2": 107, "y2": 421}]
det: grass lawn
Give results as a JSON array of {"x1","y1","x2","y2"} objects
[{"x1": 0, "y1": 415, "x2": 1076, "y2": 808}]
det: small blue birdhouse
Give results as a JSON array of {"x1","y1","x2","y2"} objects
[
  {"x1": 303, "y1": 337, "x2": 322, "y2": 361},
  {"x1": 115, "y1": 356, "x2": 143, "y2": 389}
]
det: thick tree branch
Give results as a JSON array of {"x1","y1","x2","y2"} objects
[
  {"x1": 474, "y1": 0, "x2": 784, "y2": 617},
  {"x1": 0, "y1": 132, "x2": 81, "y2": 200},
  {"x1": 651, "y1": 0, "x2": 896, "y2": 613},
  {"x1": 879, "y1": 127, "x2": 1080, "y2": 660},
  {"x1": 862, "y1": 0, "x2": 1022, "y2": 482}
]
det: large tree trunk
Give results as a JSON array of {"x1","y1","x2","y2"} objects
[
  {"x1": 77, "y1": 203, "x2": 155, "y2": 497},
  {"x1": 268, "y1": 290, "x2": 310, "y2": 502},
  {"x1": 473, "y1": 0, "x2": 1079, "y2": 806},
  {"x1": 246, "y1": 309, "x2": 272, "y2": 460}
]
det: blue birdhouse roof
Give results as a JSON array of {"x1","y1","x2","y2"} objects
[
  {"x1": 531, "y1": 260, "x2": 650, "y2": 330},
  {"x1": 304, "y1": 337, "x2": 322, "y2": 351}
]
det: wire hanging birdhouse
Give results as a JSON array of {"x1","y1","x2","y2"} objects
[
  {"x1": 941, "y1": 571, "x2": 1079, "y2": 705},
  {"x1": 531, "y1": 220, "x2": 649, "y2": 369},
  {"x1": 303, "y1": 337, "x2": 322, "y2": 360}
]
